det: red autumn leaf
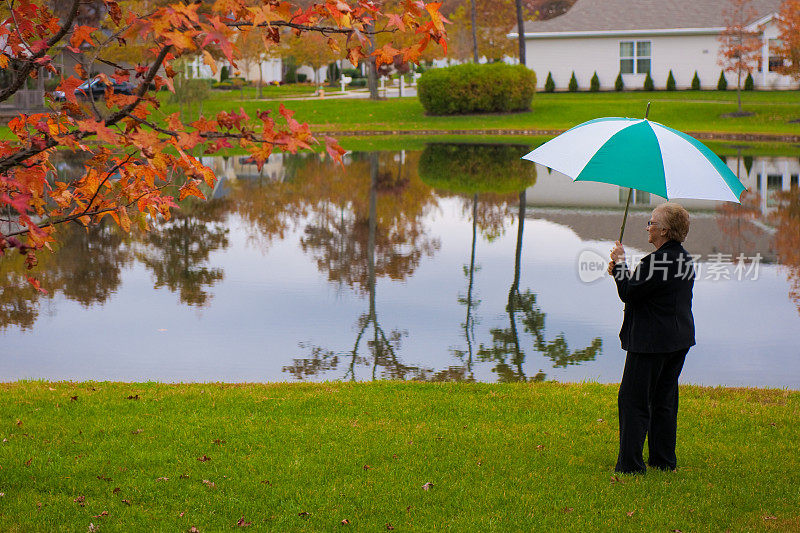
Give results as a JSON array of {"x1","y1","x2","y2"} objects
[
  {"x1": 57, "y1": 76, "x2": 83, "y2": 105},
  {"x1": 26, "y1": 277, "x2": 48, "y2": 294},
  {"x1": 325, "y1": 136, "x2": 346, "y2": 167},
  {"x1": 236, "y1": 517, "x2": 252, "y2": 527},
  {"x1": 386, "y1": 13, "x2": 405, "y2": 31},
  {"x1": 347, "y1": 46, "x2": 366, "y2": 66},
  {"x1": 70, "y1": 26, "x2": 97, "y2": 49}
]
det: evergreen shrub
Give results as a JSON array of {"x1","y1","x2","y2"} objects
[
  {"x1": 744, "y1": 72, "x2": 754, "y2": 90},
  {"x1": 691, "y1": 71, "x2": 701, "y2": 90},
  {"x1": 643, "y1": 72, "x2": 654, "y2": 91},
  {"x1": 568, "y1": 71, "x2": 578, "y2": 92},
  {"x1": 615, "y1": 72, "x2": 624, "y2": 91},
  {"x1": 666, "y1": 70, "x2": 676, "y2": 91},
  {"x1": 717, "y1": 70, "x2": 728, "y2": 90},
  {"x1": 590, "y1": 72, "x2": 600, "y2": 92},
  {"x1": 417, "y1": 63, "x2": 536, "y2": 115},
  {"x1": 544, "y1": 72, "x2": 555, "y2": 93}
]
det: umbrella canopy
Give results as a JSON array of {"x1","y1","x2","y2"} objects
[{"x1": 521, "y1": 117, "x2": 747, "y2": 203}]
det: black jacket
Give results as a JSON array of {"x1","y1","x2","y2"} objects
[{"x1": 613, "y1": 240, "x2": 695, "y2": 353}]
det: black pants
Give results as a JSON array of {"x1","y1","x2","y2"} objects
[{"x1": 615, "y1": 348, "x2": 688, "y2": 474}]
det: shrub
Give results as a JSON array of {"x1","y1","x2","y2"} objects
[
  {"x1": 342, "y1": 68, "x2": 363, "y2": 79},
  {"x1": 744, "y1": 72, "x2": 754, "y2": 90},
  {"x1": 590, "y1": 72, "x2": 600, "y2": 92},
  {"x1": 615, "y1": 72, "x2": 624, "y2": 91},
  {"x1": 544, "y1": 72, "x2": 555, "y2": 93},
  {"x1": 568, "y1": 71, "x2": 578, "y2": 92},
  {"x1": 211, "y1": 81, "x2": 233, "y2": 90},
  {"x1": 417, "y1": 63, "x2": 536, "y2": 115},
  {"x1": 666, "y1": 70, "x2": 676, "y2": 91},
  {"x1": 297, "y1": 73, "x2": 308, "y2": 83},
  {"x1": 349, "y1": 78, "x2": 367, "y2": 87},
  {"x1": 717, "y1": 70, "x2": 728, "y2": 90},
  {"x1": 220, "y1": 66, "x2": 229, "y2": 81},
  {"x1": 643, "y1": 72, "x2": 654, "y2": 91},
  {"x1": 691, "y1": 71, "x2": 701, "y2": 90}
]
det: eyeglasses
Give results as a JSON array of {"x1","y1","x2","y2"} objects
[{"x1": 646, "y1": 220, "x2": 659, "y2": 227}]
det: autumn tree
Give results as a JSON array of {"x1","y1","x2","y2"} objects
[
  {"x1": 448, "y1": 0, "x2": 517, "y2": 62},
  {"x1": 772, "y1": 0, "x2": 800, "y2": 81},
  {"x1": 281, "y1": 31, "x2": 341, "y2": 88},
  {"x1": 0, "y1": 0, "x2": 448, "y2": 293},
  {"x1": 718, "y1": 0, "x2": 762, "y2": 114}
]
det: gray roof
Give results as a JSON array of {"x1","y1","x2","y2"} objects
[{"x1": 516, "y1": 0, "x2": 783, "y2": 34}]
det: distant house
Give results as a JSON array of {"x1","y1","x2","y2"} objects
[{"x1": 509, "y1": 0, "x2": 795, "y2": 91}]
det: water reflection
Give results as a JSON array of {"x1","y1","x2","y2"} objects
[
  {"x1": 134, "y1": 198, "x2": 231, "y2": 307},
  {"x1": 1, "y1": 144, "x2": 799, "y2": 385}
]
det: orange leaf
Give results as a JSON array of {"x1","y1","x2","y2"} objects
[
  {"x1": 58, "y1": 76, "x2": 83, "y2": 105},
  {"x1": 347, "y1": 46, "x2": 366, "y2": 66},
  {"x1": 372, "y1": 43, "x2": 399, "y2": 68},
  {"x1": 178, "y1": 179, "x2": 205, "y2": 201},
  {"x1": 76, "y1": 119, "x2": 118, "y2": 144},
  {"x1": 425, "y1": 3, "x2": 445, "y2": 33}
]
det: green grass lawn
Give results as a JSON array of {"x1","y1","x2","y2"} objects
[
  {"x1": 0, "y1": 381, "x2": 797, "y2": 531},
  {"x1": 152, "y1": 89, "x2": 800, "y2": 137}
]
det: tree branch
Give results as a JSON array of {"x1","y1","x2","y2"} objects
[{"x1": 0, "y1": 0, "x2": 81, "y2": 103}]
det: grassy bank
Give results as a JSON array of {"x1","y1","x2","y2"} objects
[
  {"x1": 0, "y1": 381, "x2": 797, "y2": 531},
  {"x1": 151, "y1": 90, "x2": 800, "y2": 137}
]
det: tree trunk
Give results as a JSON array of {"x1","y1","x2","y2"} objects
[
  {"x1": 515, "y1": 0, "x2": 526, "y2": 65},
  {"x1": 736, "y1": 68, "x2": 742, "y2": 113},
  {"x1": 367, "y1": 19, "x2": 379, "y2": 99},
  {"x1": 470, "y1": 0, "x2": 479, "y2": 63},
  {"x1": 258, "y1": 60, "x2": 263, "y2": 99}
]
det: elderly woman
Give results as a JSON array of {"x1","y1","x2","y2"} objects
[{"x1": 607, "y1": 202, "x2": 695, "y2": 474}]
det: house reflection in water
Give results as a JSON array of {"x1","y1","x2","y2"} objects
[{"x1": 522, "y1": 155, "x2": 800, "y2": 263}]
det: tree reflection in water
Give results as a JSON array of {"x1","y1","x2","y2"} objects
[
  {"x1": 772, "y1": 187, "x2": 800, "y2": 314},
  {"x1": 0, "y1": 221, "x2": 132, "y2": 329},
  {"x1": 284, "y1": 151, "x2": 439, "y2": 380},
  {"x1": 134, "y1": 198, "x2": 231, "y2": 307}
]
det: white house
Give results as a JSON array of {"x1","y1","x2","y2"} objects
[{"x1": 509, "y1": 0, "x2": 796, "y2": 91}]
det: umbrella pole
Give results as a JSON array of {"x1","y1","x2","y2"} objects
[
  {"x1": 618, "y1": 102, "x2": 650, "y2": 242},
  {"x1": 619, "y1": 188, "x2": 633, "y2": 242}
]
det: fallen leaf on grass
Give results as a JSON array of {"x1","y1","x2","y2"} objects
[
  {"x1": 392, "y1": 454, "x2": 399, "y2": 459},
  {"x1": 48, "y1": 387, "x2": 56, "y2": 391},
  {"x1": 121, "y1": 500, "x2": 131, "y2": 505},
  {"x1": 112, "y1": 487, "x2": 120, "y2": 494},
  {"x1": 197, "y1": 455, "x2": 211, "y2": 462},
  {"x1": 764, "y1": 516, "x2": 778, "y2": 520},
  {"x1": 25, "y1": 457, "x2": 33, "y2": 466},
  {"x1": 421, "y1": 482, "x2": 434, "y2": 491},
  {"x1": 131, "y1": 429, "x2": 142, "y2": 435},
  {"x1": 180, "y1": 474, "x2": 190, "y2": 479},
  {"x1": 611, "y1": 475, "x2": 624, "y2": 484},
  {"x1": 562, "y1": 507, "x2": 574, "y2": 513},
  {"x1": 597, "y1": 418, "x2": 604, "y2": 422},
  {"x1": 671, "y1": 530, "x2": 682, "y2": 532},
  {"x1": 156, "y1": 477, "x2": 169, "y2": 482},
  {"x1": 97, "y1": 475, "x2": 112, "y2": 481},
  {"x1": 88, "y1": 523, "x2": 97, "y2": 532},
  {"x1": 202, "y1": 480, "x2": 216, "y2": 489},
  {"x1": 260, "y1": 480, "x2": 271, "y2": 485},
  {"x1": 236, "y1": 517, "x2": 252, "y2": 527},
  {"x1": 126, "y1": 395, "x2": 139, "y2": 400},
  {"x1": 189, "y1": 527, "x2": 200, "y2": 533},
  {"x1": 386, "y1": 524, "x2": 394, "y2": 530},
  {"x1": 341, "y1": 519, "x2": 350, "y2": 525},
  {"x1": 93, "y1": 511, "x2": 109, "y2": 518},
  {"x1": 74, "y1": 496, "x2": 86, "y2": 506},
  {"x1": 626, "y1": 510, "x2": 635, "y2": 517},
  {"x1": 16, "y1": 420, "x2": 22, "y2": 427},
  {"x1": 213, "y1": 439, "x2": 226, "y2": 445},
  {"x1": 298, "y1": 511, "x2": 310, "y2": 519},
  {"x1": 71, "y1": 396, "x2": 78, "y2": 401},
  {"x1": 363, "y1": 465, "x2": 371, "y2": 470}
]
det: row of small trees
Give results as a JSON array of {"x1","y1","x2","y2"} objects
[{"x1": 542, "y1": 70, "x2": 758, "y2": 92}]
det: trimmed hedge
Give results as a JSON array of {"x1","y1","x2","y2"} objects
[
  {"x1": 417, "y1": 63, "x2": 536, "y2": 115},
  {"x1": 615, "y1": 72, "x2": 624, "y2": 91},
  {"x1": 717, "y1": 70, "x2": 728, "y2": 90},
  {"x1": 544, "y1": 72, "x2": 555, "y2": 93},
  {"x1": 691, "y1": 71, "x2": 701, "y2": 90},
  {"x1": 666, "y1": 70, "x2": 676, "y2": 91},
  {"x1": 744, "y1": 72, "x2": 754, "y2": 90}
]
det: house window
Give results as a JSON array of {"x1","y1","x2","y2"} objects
[
  {"x1": 620, "y1": 41, "x2": 651, "y2": 74},
  {"x1": 768, "y1": 39, "x2": 784, "y2": 72}
]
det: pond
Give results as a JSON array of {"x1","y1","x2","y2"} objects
[{"x1": 1, "y1": 143, "x2": 799, "y2": 388}]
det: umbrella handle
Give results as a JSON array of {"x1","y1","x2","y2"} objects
[{"x1": 619, "y1": 188, "x2": 633, "y2": 242}]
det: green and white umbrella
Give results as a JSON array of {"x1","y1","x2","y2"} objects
[{"x1": 521, "y1": 115, "x2": 747, "y2": 239}]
